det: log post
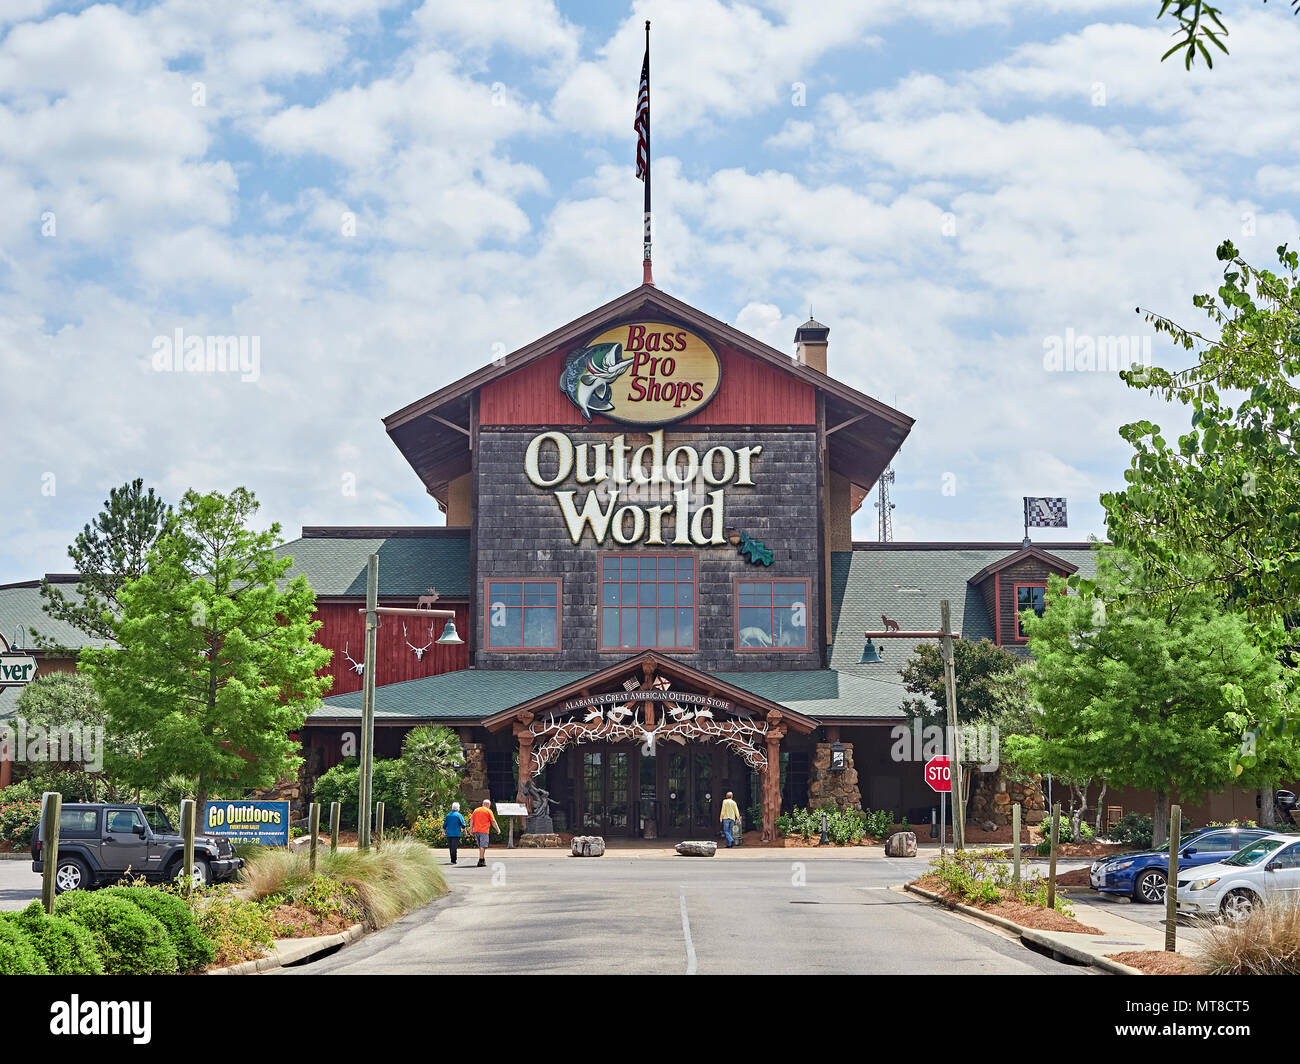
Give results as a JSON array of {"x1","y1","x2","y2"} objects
[
  {"x1": 514, "y1": 715, "x2": 535, "y2": 803},
  {"x1": 761, "y1": 715, "x2": 786, "y2": 842}
]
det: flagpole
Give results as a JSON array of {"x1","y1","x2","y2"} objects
[{"x1": 642, "y1": 19, "x2": 653, "y2": 286}]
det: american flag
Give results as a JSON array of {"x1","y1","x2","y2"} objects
[{"x1": 635, "y1": 47, "x2": 649, "y2": 180}]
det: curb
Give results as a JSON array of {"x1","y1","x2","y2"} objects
[
  {"x1": 207, "y1": 923, "x2": 366, "y2": 975},
  {"x1": 903, "y1": 882, "x2": 1143, "y2": 976},
  {"x1": 0, "y1": 853, "x2": 31, "y2": 861}
]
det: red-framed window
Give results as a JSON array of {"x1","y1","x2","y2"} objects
[
  {"x1": 599, "y1": 555, "x2": 695, "y2": 651},
  {"x1": 735, "y1": 578, "x2": 810, "y2": 651},
  {"x1": 1014, "y1": 583, "x2": 1047, "y2": 640},
  {"x1": 484, "y1": 579, "x2": 561, "y2": 650}
]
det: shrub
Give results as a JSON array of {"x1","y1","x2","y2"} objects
[
  {"x1": 6, "y1": 901, "x2": 104, "y2": 975},
  {"x1": 1194, "y1": 902, "x2": 1300, "y2": 975},
  {"x1": 313, "y1": 758, "x2": 407, "y2": 829},
  {"x1": 1110, "y1": 812, "x2": 1154, "y2": 849},
  {"x1": 0, "y1": 917, "x2": 49, "y2": 974},
  {"x1": 928, "y1": 847, "x2": 1074, "y2": 915},
  {"x1": 863, "y1": 808, "x2": 895, "y2": 841},
  {"x1": 54, "y1": 892, "x2": 179, "y2": 974},
  {"x1": 410, "y1": 808, "x2": 504, "y2": 846},
  {"x1": 0, "y1": 799, "x2": 40, "y2": 849},
  {"x1": 294, "y1": 875, "x2": 363, "y2": 924},
  {"x1": 183, "y1": 890, "x2": 277, "y2": 968},
  {"x1": 102, "y1": 886, "x2": 215, "y2": 973}
]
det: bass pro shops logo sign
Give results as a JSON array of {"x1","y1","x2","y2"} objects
[{"x1": 559, "y1": 322, "x2": 721, "y2": 426}]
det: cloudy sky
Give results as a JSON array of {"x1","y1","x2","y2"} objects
[{"x1": 2, "y1": 0, "x2": 1296, "y2": 583}]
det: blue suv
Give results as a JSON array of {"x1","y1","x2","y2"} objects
[{"x1": 1089, "y1": 826, "x2": 1274, "y2": 904}]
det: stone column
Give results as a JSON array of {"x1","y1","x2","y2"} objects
[
  {"x1": 761, "y1": 715, "x2": 786, "y2": 842},
  {"x1": 513, "y1": 714, "x2": 535, "y2": 803},
  {"x1": 808, "y1": 742, "x2": 860, "y2": 812}
]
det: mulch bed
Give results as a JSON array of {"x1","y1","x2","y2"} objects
[
  {"x1": 1053, "y1": 867, "x2": 1094, "y2": 888},
  {"x1": 264, "y1": 903, "x2": 357, "y2": 939},
  {"x1": 1107, "y1": 950, "x2": 1196, "y2": 975},
  {"x1": 912, "y1": 874, "x2": 1104, "y2": 935}
]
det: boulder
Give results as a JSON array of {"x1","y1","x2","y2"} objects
[
  {"x1": 570, "y1": 836, "x2": 605, "y2": 857},
  {"x1": 675, "y1": 840, "x2": 717, "y2": 857},
  {"x1": 288, "y1": 834, "x2": 329, "y2": 853},
  {"x1": 884, "y1": 831, "x2": 918, "y2": 858}
]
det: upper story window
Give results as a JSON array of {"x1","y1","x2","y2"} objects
[
  {"x1": 485, "y1": 579, "x2": 560, "y2": 650},
  {"x1": 1015, "y1": 583, "x2": 1047, "y2": 640},
  {"x1": 736, "y1": 579, "x2": 809, "y2": 650},
  {"x1": 600, "y1": 555, "x2": 695, "y2": 651}
]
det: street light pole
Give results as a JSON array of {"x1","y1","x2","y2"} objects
[
  {"x1": 940, "y1": 600, "x2": 965, "y2": 851},
  {"x1": 354, "y1": 555, "x2": 463, "y2": 853},
  {"x1": 358, "y1": 554, "x2": 378, "y2": 852}
]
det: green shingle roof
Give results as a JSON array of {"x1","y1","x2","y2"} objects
[
  {"x1": 310, "y1": 669, "x2": 593, "y2": 722},
  {"x1": 0, "y1": 582, "x2": 106, "y2": 653},
  {"x1": 277, "y1": 532, "x2": 469, "y2": 598},
  {"x1": 311, "y1": 666, "x2": 911, "y2": 723}
]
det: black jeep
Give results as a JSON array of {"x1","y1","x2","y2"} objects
[{"x1": 31, "y1": 803, "x2": 243, "y2": 893}]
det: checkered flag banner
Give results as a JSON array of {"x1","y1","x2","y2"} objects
[{"x1": 1024, "y1": 497, "x2": 1068, "y2": 528}]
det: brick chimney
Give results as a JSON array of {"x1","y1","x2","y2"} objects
[{"x1": 794, "y1": 316, "x2": 828, "y2": 373}]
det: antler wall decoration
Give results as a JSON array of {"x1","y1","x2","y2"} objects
[
  {"x1": 402, "y1": 621, "x2": 435, "y2": 661},
  {"x1": 527, "y1": 710, "x2": 771, "y2": 773},
  {"x1": 342, "y1": 641, "x2": 364, "y2": 675}
]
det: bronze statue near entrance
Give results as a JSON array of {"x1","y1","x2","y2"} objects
[{"x1": 521, "y1": 777, "x2": 558, "y2": 835}]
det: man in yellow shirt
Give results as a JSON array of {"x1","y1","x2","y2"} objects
[{"x1": 720, "y1": 792, "x2": 741, "y2": 848}]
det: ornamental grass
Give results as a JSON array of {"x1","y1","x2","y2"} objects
[
  {"x1": 240, "y1": 837, "x2": 446, "y2": 929},
  {"x1": 1194, "y1": 901, "x2": 1300, "y2": 975}
]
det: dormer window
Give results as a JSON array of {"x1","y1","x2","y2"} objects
[{"x1": 1014, "y1": 583, "x2": 1047, "y2": 640}]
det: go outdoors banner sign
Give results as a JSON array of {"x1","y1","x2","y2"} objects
[
  {"x1": 559, "y1": 322, "x2": 721, "y2": 426},
  {"x1": 204, "y1": 800, "x2": 290, "y2": 846}
]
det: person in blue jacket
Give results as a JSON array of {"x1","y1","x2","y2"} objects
[{"x1": 443, "y1": 802, "x2": 467, "y2": 865}]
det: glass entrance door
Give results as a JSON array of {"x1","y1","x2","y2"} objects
[
  {"x1": 580, "y1": 748, "x2": 632, "y2": 836},
  {"x1": 664, "y1": 748, "x2": 715, "y2": 836}
]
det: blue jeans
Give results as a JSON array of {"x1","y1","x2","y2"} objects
[{"x1": 722, "y1": 819, "x2": 735, "y2": 846}]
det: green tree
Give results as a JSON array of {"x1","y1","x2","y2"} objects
[
  {"x1": 899, "y1": 637, "x2": 1035, "y2": 813},
  {"x1": 12, "y1": 673, "x2": 122, "y2": 801},
  {"x1": 1103, "y1": 240, "x2": 1300, "y2": 779},
  {"x1": 1155, "y1": 3, "x2": 1296, "y2": 70},
  {"x1": 81, "y1": 488, "x2": 331, "y2": 817},
  {"x1": 399, "y1": 726, "x2": 466, "y2": 824},
  {"x1": 35, "y1": 479, "x2": 170, "y2": 651},
  {"x1": 1015, "y1": 552, "x2": 1286, "y2": 846}
]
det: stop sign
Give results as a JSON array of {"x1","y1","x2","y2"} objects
[{"x1": 924, "y1": 755, "x2": 952, "y2": 793}]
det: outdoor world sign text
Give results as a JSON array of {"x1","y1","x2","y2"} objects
[{"x1": 524, "y1": 428, "x2": 761, "y2": 547}]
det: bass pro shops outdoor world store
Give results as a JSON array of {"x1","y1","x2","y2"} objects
[
  {"x1": 293, "y1": 283, "x2": 1108, "y2": 841},
  {"x1": 298, "y1": 282, "x2": 931, "y2": 843}
]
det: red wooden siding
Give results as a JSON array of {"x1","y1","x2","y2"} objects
[
  {"x1": 479, "y1": 342, "x2": 815, "y2": 426},
  {"x1": 312, "y1": 600, "x2": 470, "y2": 697}
]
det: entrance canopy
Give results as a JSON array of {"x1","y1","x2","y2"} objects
[
  {"x1": 483, "y1": 650, "x2": 816, "y2": 769},
  {"x1": 483, "y1": 651, "x2": 815, "y2": 840}
]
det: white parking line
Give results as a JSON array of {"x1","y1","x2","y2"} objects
[{"x1": 679, "y1": 886, "x2": 697, "y2": 975}]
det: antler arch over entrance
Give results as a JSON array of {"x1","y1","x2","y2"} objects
[{"x1": 483, "y1": 651, "x2": 815, "y2": 841}]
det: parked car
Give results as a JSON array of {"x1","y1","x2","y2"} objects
[
  {"x1": 1089, "y1": 826, "x2": 1275, "y2": 904},
  {"x1": 31, "y1": 802, "x2": 243, "y2": 893},
  {"x1": 1176, "y1": 833, "x2": 1300, "y2": 923}
]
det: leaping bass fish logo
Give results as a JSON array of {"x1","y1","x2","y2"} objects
[{"x1": 558, "y1": 342, "x2": 636, "y2": 421}]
